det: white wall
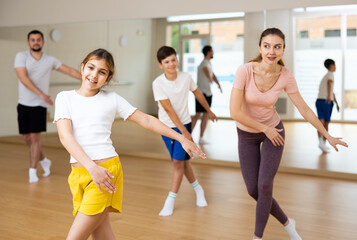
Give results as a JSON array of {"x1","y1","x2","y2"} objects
[
  {"x1": 0, "y1": 19, "x2": 154, "y2": 136},
  {"x1": 1, "y1": 0, "x2": 356, "y2": 27},
  {"x1": 1, "y1": 6, "x2": 350, "y2": 137}
]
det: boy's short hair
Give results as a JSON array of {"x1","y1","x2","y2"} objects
[
  {"x1": 202, "y1": 45, "x2": 212, "y2": 56},
  {"x1": 27, "y1": 30, "x2": 44, "y2": 41},
  {"x1": 324, "y1": 59, "x2": 335, "y2": 69},
  {"x1": 157, "y1": 46, "x2": 176, "y2": 63}
]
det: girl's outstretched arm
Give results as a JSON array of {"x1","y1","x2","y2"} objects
[{"x1": 127, "y1": 110, "x2": 206, "y2": 159}]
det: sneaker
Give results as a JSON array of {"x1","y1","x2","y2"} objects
[
  {"x1": 199, "y1": 138, "x2": 209, "y2": 145},
  {"x1": 318, "y1": 142, "x2": 330, "y2": 153}
]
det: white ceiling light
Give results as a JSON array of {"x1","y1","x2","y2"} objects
[{"x1": 167, "y1": 12, "x2": 245, "y2": 22}]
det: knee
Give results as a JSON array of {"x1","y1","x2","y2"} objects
[
  {"x1": 202, "y1": 113, "x2": 209, "y2": 119},
  {"x1": 184, "y1": 161, "x2": 191, "y2": 168},
  {"x1": 258, "y1": 181, "x2": 273, "y2": 197},
  {"x1": 246, "y1": 185, "x2": 258, "y2": 200},
  {"x1": 22, "y1": 135, "x2": 31, "y2": 145},
  {"x1": 172, "y1": 160, "x2": 184, "y2": 171},
  {"x1": 29, "y1": 134, "x2": 41, "y2": 144},
  {"x1": 193, "y1": 113, "x2": 201, "y2": 119}
]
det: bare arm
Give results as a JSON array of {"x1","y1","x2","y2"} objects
[
  {"x1": 203, "y1": 66, "x2": 222, "y2": 92},
  {"x1": 15, "y1": 67, "x2": 53, "y2": 105},
  {"x1": 159, "y1": 99, "x2": 193, "y2": 141},
  {"x1": 56, "y1": 119, "x2": 116, "y2": 193},
  {"x1": 203, "y1": 66, "x2": 213, "y2": 83},
  {"x1": 212, "y1": 73, "x2": 222, "y2": 92},
  {"x1": 333, "y1": 93, "x2": 340, "y2": 112},
  {"x1": 56, "y1": 64, "x2": 81, "y2": 80},
  {"x1": 230, "y1": 88, "x2": 284, "y2": 146},
  {"x1": 326, "y1": 80, "x2": 333, "y2": 103},
  {"x1": 192, "y1": 89, "x2": 217, "y2": 122},
  {"x1": 127, "y1": 110, "x2": 206, "y2": 159},
  {"x1": 288, "y1": 91, "x2": 348, "y2": 151}
]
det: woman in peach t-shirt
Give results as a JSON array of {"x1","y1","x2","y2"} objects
[{"x1": 230, "y1": 28, "x2": 348, "y2": 240}]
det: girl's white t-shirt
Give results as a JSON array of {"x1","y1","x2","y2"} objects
[
  {"x1": 54, "y1": 90, "x2": 137, "y2": 163},
  {"x1": 152, "y1": 72, "x2": 197, "y2": 128}
]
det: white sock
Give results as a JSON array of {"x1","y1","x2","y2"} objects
[
  {"x1": 285, "y1": 218, "x2": 302, "y2": 240},
  {"x1": 40, "y1": 158, "x2": 51, "y2": 177},
  {"x1": 29, "y1": 168, "x2": 39, "y2": 183},
  {"x1": 318, "y1": 137, "x2": 324, "y2": 144},
  {"x1": 191, "y1": 180, "x2": 207, "y2": 207},
  {"x1": 159, "y1": 192, "x2": 176, "y2": 216}
]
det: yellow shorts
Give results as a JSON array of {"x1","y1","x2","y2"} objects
[{"x1": 68, "y1": 156, "x2": 123, "y2": 216}]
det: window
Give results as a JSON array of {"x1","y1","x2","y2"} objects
[
  {"x1": 295, "y1": 7, "x2": 357, "y2": 121},
  {"x1": 181, "y1": 22, "x2": 209, "y2": 35},
  {"x1": 324, "y1": 29, "x2": 341, "y2": 37},
  {"x1": 210, "y1": 20, "x2": 244, "y2": 117},
  {"x1": 166, "y1": 18, "x2": 244, "y2": 117},
  {"x1": 294, "y1": 15, "x2": 342, "y2": 120},
  {"x1": 298, "y1": 30, "x2": 309, "y2": 38},
  {"x1": 166, "y1": 25, "x2": 179, "y2": 52},
  {"x1": 344, "y1": 15, "x2": 357, "y2": 120},
  {"x1": 347, "y1": 28, "x2": 356, "y2": 36}
]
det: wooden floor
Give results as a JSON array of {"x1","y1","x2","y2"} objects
[
  {"x1": 0, "y1": 143, "x2": 357, "y2": 239},
  {"x1": 0, "y1": 121, "x2": 357, "y2": 239}
]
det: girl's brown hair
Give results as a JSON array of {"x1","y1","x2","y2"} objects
[
  {"x1": 249, "y1": 28, "x2": 285, "y2": 66},
  {"x1": 81, "y1": 48, "x2": 115, "y2": 82}
]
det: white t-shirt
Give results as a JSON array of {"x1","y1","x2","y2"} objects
[
  {"x1": 152, "y1": 72, "x2": 197, "y2": 128},
  {"x1": 318, "y1": 71, "x2": 334, "y2": 99},
  {"x1": 54, "y1": 90, "x2": 137, "y2": 163},
  {"x1": 197, "y1": 59, "x2": 212, "y2": 96},
  {"x1": 14, "y1": 50, "x2": 62, "y2": 107}
]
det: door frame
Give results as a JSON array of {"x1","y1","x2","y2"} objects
[{"x1": 178, "y1": 34, "x2": 210, "y2": 71}]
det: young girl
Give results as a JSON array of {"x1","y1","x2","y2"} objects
[
  {"x1": 54, "y1": 48, "x2": 206, "y2": 239},
  {"x1": 230, "y1": 28, "x2": 348, "y2": 240}
]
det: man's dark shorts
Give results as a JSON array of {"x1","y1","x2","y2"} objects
[{"x1": 17, "y1": 104, "x2": 47, "y2": 134}]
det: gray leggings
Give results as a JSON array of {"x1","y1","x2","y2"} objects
[{"x1": 237, "y1": 121, "x2": 288, "y2": 238}]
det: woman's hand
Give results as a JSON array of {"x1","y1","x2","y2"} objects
[
  {"x1": 88, "y1": 165, "x2": 116, "y2": 193},
  {"x1": 180, "y1": 137, "x2": 206, "y2": 159},
  {"x1": 326, "y1": 136, "x2": 348, "y2": 152},
  {"x1": 263, "y1": 126, "x2": 285, "y2": 147}
]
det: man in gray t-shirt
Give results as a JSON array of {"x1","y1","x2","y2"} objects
[
  {"x1": 14, "y1": 30, "x2": 81, "y2": 183},
  {"x1": 192, "y1": 45, "x2": 222, "y2": 144}
]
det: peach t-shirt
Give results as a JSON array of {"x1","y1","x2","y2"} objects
[{"x1": 233, "y1": 62, "x2": 298, "y2": 133}]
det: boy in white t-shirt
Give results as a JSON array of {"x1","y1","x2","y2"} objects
[
  {"x1": 152, "y1": 46, "x2": 217, "y2": 216},
  {"x1": 315, "y1": 59, "x2": 340, "y2": 153}
]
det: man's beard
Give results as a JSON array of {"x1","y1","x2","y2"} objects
[{"x1": 31, "y1": 47, "x2": 42, "y2": 52}]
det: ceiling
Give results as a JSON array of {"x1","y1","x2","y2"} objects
[{"x1": 0, "y1": 0, "x2": 356, "y2": 27}]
